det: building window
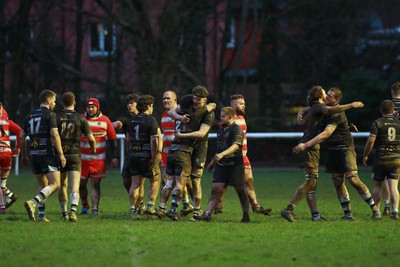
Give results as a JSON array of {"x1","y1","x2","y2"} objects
[
  {"x1": 226, "y1": 18, "x2": 235, "y2": 48},
  {"x1": 89, "y1": 22, "x2": 116, "y2": 57}
]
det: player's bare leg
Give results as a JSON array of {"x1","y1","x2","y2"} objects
[{"x1": 90, "y1": 179, "x2": 101, "y2": 215}]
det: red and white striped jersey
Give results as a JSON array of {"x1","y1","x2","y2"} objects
[
  {"x1": 235, "y1": 115, "x2": 247, "y2": 156},
  {"x1": 0, "y1": 108, "x2": 21, "y2": 153},
  {"x1": 161, "y1": 111, "x2": 175, "y2": 153},
  {"x1": 80, "y1": 112, "x2": 117, "y2": 161}
]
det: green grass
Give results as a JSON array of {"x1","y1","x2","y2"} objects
[{"x1": 2, "y1": 168, "x2": 400, "y2": 267}]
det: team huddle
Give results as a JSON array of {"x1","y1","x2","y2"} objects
[{"x1": 1, "y1": 83, "x2": 399, "y2": 223}]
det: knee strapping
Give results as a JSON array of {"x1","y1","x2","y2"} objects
[
  {"x1": 345, "y1": 172, "x2": 357, "y2": 180},
  {"x1": 163, "y1": 179, "x2": 174, "y2": 190},
  {"x1": 305, "y1": 172, "x2": 318, "y2": 181}
]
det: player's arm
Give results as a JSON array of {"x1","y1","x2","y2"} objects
[
  {"x1": 322, "y1": 102, "x2": 364, "y2": 115},
  {"x1": 207, "y1": 143, "x2": 240, "y2": 171},
  {"x1": 297, "y1": 107, "x2": 309, "y2": 125},
  {"x1": 50, "y1": 128, "x2": 66, "y2": 168},
  {"x1": 156, "y1": 127, "x2": 162, "y2": 161},
  {"x1": 20, "y1": 131, "x2": 29, "y2": 166},
  {"x1": 112, "y1": 120, "x2": 123, "y2": 130},
  {"x1": 168, "y1": 106, "x2": 189, "y2": 123},
  {"x1": 363, "y1": 134, "x2": 376, "y2": 166},
  {"x1": 150, "y1": 133, "x2": 159, "y2": 169},
  {"x1": 9, "y1": 119, "x2": 21, "y2": 156},
  {"x1": 292, "y1": 124, "x2": 336, "y2": 153},
  {"x1": 206, "y1": 103, "x2": 216, "y2": 112},
  {"x1": 109, "y1": 139, "x2": 118, "y2": 168},
  {"x1": 87, "y1": 133, "x2": 96, "y2": 154},
  {"x1": 175, "y1": 123, "x2": 211, "y2": 139}
]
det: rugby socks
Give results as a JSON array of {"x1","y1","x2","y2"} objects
[
  {"x1": 286, "y1": 203, "x2": 295, "y2": 211},
  {"x1": 383, "y1": 200, "x2": 390, "y2": 210},
  {"x1": 60, "y1": 201, "x2": 68, "y2": 214},
  {"x1": 1, "y1": 177, "x2": 14, "y2": 203},
  {"x1": 70, "y1": 192, "x2": 79, "y2": 213},
  {"x1": 360, "y1": 191, "x2": 378, "y2": 210},
  {"x1": 338, "y1": 194, "x2": 352, "y2": 215},
  {"x1": 38, "y1": 200, "x2": 46, "y2": 218},
  {"x1": 170, "y1": 189, "x2": 182, "y2": 212}
]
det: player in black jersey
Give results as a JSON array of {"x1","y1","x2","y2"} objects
[
  {"x1": 194, "y1": 106, "x2": 249, "y2": 223},
  {"x1": 293, "y1": 87, "x2": 380, "y2": 220},
  {"x1": 379, "y1": 82, "x2": 400, "y2": 215},
  {"x1": 57, "y1": 92, "x2": 96, "y2": 222},
  {"x1": 363, "y1": 100, "x2": 400, "y2": 220},
  {"x1": 125, "y1": 95, "x2": 161, "y2": 216},
  {"x1": 165, "y1": 86, "x2": 215, "y2": 221},
  {"x1": 282, "y1": 86, "x2": 364, "y2": 222},
  {"x1": 22, "y1": 89, "x2": 66, "y2": 222}
]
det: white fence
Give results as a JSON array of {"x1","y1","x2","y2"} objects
[{"x1": 11, "y1": 132, "x2": 370, "y2": 176}]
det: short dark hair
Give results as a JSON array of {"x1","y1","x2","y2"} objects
[
  {"x1": 381, "y1": 100, "x2": 394, "y2": 115},
  {"x1": 137, "y1": 95, "x2": 154, "y2": 112},
  {"x1": 391, "y1": 82, "x2": 400, "y2": 97},
  {"x1": 62, "y1": 92, "x2": 75, "y2": 107},
  {"x1": 221, "y1": 106, "x2": 235, "y2": 117},
  {"x1": 230, "y1": 94, "x2": 244, "y2": 101},
  {"x1": 39, "y1": 89, "x2": 56, "y2": 104},
  {"x1": 125, "y1": 94, "x2": 139, "y2": 105},
  {"x1": 192, "y1": 85, "x2": 209, "y2": 98},
  {"x1": 307, "y1": 86, "x2": 324, "y2": 106}
]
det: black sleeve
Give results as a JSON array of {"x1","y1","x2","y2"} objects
[{"x1": 109, "y1": 139, "x2": 118, "y2": 158}]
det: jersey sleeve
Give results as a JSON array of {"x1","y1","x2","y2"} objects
[
  {"x1": 81, "y1": 117, "x2": 92, "y2": 137},
  {"x1": 232, "y1": 124, "x2": 244, "y2": 146},
  {"x1": 201, "y1": 111, "x2": 215, "y2": 128},
  {"x1": 49, "y1": 111, "x2": 58, "y2": 131},
  {"x1": 105, "y1": 116, "x2": 117, "y2": 140},
  {"x1": 148, "y1": 116, "x2": 159, "y2": 136},
  {"x1": 369, "y1": 120, "x2": 379, "y2": 136},
  {"x1": 9, "y1": 120, "x2": 22, "y2": 148}
]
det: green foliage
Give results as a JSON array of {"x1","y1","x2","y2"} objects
[
  {"x1": 338, "y1": 69, "x2": 392, "y2": 130},
  {"x1": 2, "y1": 169, "x2": 400, "y2": 267}
]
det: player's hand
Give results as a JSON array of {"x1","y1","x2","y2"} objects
[
  {"x1": 156, "y1": 153, "x2": 162, "y2": 162},
  {"x1": 351, "y1": 101, "x2": 364, "y2": 108},
  {"x1": 21, "y1": 156, "x2": 29, "y2": 167},
  {"x1": 178, "y1": 114, "x2": 190, "y2": 123},
  {"x1": 206, "y1": 103, "x2": 217, "y2": 112},
  {"x1": 59, "y1": 155, "x2": 66, "y2": 168},
  {"x1": 175, "y1": 131, "x2": 182, "y2": 139},
  {"x1": 89, "y1": 147, "x2": 97, "y2": 154},
  {"x1": 292, "y1": 143, "x2": 306, "y2": 154},
  {"x1": 363, "y1": 156, "x2": 368, "y2": 167},
  {"x1": 349, "y1": 123, "x2": 359, "y2": 133},
  {"x1": 12, "y1": 148, "x2": 20, "y2": 157},
  {"x1": 111, "y1": 158, "x2": 119, "y2": 168}
]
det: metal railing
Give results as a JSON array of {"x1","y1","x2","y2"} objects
[{"x1": 10, "y1": 132, "x2": 370, "y2": 176}]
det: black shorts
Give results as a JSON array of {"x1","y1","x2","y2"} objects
[
  {"x1": 326, "y1": 147, "x2": 357, "y2": 173},
  {"x1": 30, "y1": 155, "x2": 60, "y2": 175},
  {"x1": 192, "y1": 147, "x2": 207, "y2": 168},
  {"x1": 212, "y1": 164, "x2": 244, "y2": 186},
  {"x1": 373, "y1": 159, "x2": 400, "y2": 181},
  {"x1": 61, "y1": 154, "x2": 81, "y2": 172},
  {"x1": 127, "y1": 156, "x2": 153, "y2": 178},
  {"x1": 166, "y1": 150, "x2": 191, "y2": 177},
  {"x1": 298, "y1": 146, "x2": 320, "y2": 170}
]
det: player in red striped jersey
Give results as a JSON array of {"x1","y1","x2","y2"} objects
[
  {"x1": 215, "y1": 94, "x2": 272, "y2": 215},
  {"x1": 80, "y1": 98, "x2": 118, "y2": 215},
  {"x1": 0, "y1": 102, "x2": 21, "y2": 213},
  {"x1": 158, "y1": 90, "x2": 194, "y2": 217}
]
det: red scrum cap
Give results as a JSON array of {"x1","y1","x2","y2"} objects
[{"x1": 85, "y1": 98, "x2": 100, "y2": 110}]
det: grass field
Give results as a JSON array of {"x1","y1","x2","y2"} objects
[{"x1": 1, "y1": 168, "x2": 400, "y2": 267}]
